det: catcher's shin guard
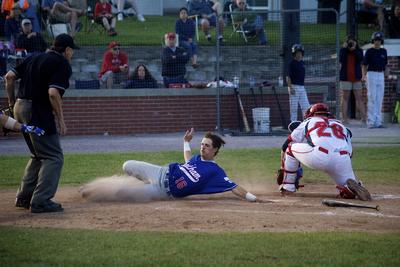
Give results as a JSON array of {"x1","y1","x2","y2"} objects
[{"x1": 346, "y1": 179, "x2": 372, "y2": 201}]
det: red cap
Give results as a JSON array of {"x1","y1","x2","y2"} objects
[
  {"x1": 167, "y1": 32, "x2": 176, "y2": 39},
  {"x1": 108, "y1": 41, "x2": 120, "y2": 49}
]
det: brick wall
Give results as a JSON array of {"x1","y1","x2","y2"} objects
[{"x1": 0, "y1": 87, "x2": 326, "y2": 135}]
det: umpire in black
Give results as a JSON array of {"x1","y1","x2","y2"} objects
[{"x1": 5, "y1": 34, "x2": 77, "y2": 213}]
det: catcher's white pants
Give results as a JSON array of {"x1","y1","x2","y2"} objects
[
  {"x1": 122, "y1": 160, "x2": 171, "y2": 200},
  {"x1": 366, "y1": 71, "x2": 385, "y2": 127},
  {"x1": 282, "y1": 143, "x2": 356, "y2": 192},
  {"x1": 289, "y1": 85, "x2": 310, "y2": 122}
]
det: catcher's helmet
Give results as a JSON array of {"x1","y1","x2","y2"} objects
[
  {"x1": 371, "y1": 31, "x2": 384, "y2": 44},
  {"x1": 291, "y1": 44, "x2": 304, "y2": 56},
  {"x1": 306, "y1": 103, "x2": 330, "y2": 118}
]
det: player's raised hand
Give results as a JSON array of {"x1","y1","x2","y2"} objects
[{"x1": 183, "y1": 127, "x2": 194, "y2": 142}]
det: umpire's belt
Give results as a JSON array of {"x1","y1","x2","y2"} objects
[{"x1": 318, "y1": 146, "x2": 349, "y2": 155}]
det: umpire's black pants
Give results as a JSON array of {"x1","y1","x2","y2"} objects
[{"x1": 14, "y1": 99, "x2": 64, "y2": 206}]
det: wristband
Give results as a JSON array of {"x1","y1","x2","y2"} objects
[
  {"x1": 245, "y1": 192, "x2": 257, "y2": 202},
  {"x1": 184, "y1": 141, "x2": 191, "y2": 152},
  {"x1": 5, "y1": 116, "x2": 17, "y2": 130}
]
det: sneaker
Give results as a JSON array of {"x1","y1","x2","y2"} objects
[
  {"x1": 31, "y1": 201, "x2": 64, "y2": 213},
  {"x1": 376, "y1": 125, "x2": 386, "y2": 128},
  {"x1": 206, "y1": 34, "x2": 212, "y2": 42},
  {"x1": 117, "y1": 13, "x2": 123, "y2": 21},
  {"x1": 137, "y1": 14, "x2": 145, "y2": 22},
  {"x1": 15, "y1": 198, "x2": 30, "y2": 209},
  {"x1": 346, "y1": 179, "x2": 372, "y2": 201}
]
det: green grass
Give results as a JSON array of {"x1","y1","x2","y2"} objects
[
  {"x1": 0, "y1": 227, "x2": 399, "y2": 267},
  {"x1": 0, "y1": 147, "x2": 399, "y2": 187},
  {"x1": 49, "y1": 15, "x2": 376, "y2": 46}
]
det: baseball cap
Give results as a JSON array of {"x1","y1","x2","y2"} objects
[
  {"x1": 108, "y1": 41, "x2": 120, "y2": 49},
  {"x1": 21, "y1": 19, "x2": 31, "y2": 26},
  {"x1": 53, "y1": 33, "x2": 78, "y2": 49},
  {"x1": 167, "y1": 32, "x2": 176, "y2": 39}
]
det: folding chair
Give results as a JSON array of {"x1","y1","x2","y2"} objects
[
  {"x1": 85, "y1": 0, "x2": 106, "y2": 34},
  {"x1": 229, "y1": 3, "x2": 250, "y2": 43},
  {"x1": 40, "y1": 8, "x2": 70, "y2": 38},
  {"x1": 186, "y1": 0, "x2": 199, "y2": 41}
]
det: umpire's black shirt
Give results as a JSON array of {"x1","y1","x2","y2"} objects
[{"x1": 12, "y1": 50, "x2": 72, "y2": 135}]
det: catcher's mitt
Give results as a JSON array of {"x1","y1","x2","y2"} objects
[
  {"x1": 1, "y1": 106, "x2": 14, "y2": 136},
  {"x1": 276, "y1": 169, "x2": 284, "y2": 185}
]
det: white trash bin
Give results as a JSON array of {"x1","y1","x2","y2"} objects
[{"x1": 252, "y1": 107, "x2": 270, "y2": 133}]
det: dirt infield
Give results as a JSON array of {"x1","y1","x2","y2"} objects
[{"x1": 1, "y1": 182, "x2": 399, "y2": 233}]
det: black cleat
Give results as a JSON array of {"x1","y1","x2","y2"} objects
[
  {"x1": 346, "y1": 179, "x2": 372, "y2": 201},
  {"x1": 15, "y1": 198, "x2": 30, "y2": 209},
  {"x1": 31, "y1": 201, "x2": 64, "y2": 213}
]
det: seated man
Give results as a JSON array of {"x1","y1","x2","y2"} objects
[
  {"x1": 4, "y1": 3, "x2": 23, "y2": 42},
  {"x1": 99, "y1": 41, "x2": 129, "y2": 89},
  {"x1": 94, "y1": 0, "x2": 117, "y2": 36},
  {"x1": 356, "y1": 0, "x2": 384, "y2": 31},
  {"x1": 161, "y1": 32, "x2": 190, "y2": 88},
  {"x1": 175, "y1": 7, "x2": 199, "y2": 68},
  {"x1": 232, "y1": 0, "x2": 267, "y2": 45},
  {"x1": 41, "y1": 0, "x2": 84, "y2": 37},
  {"x1": 16, "y1": 19, "x2": 48, "y2": 56},
  {"x1": 278, "y1": 103, "x2": 372, "y2": 201},
  {"x1": 188, "y1": 0, "x2": 224, "y2": 41}
]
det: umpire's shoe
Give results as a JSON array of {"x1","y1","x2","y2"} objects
[
  {"x1": 31, "y1": 201, "x2": 64, "y2": 213},
  {"x1": 346, "y1": 179, "x2": 372, "y2": 201},
  {"x1": 15, "y1": 198, "x2": 30, "y2": 209}
]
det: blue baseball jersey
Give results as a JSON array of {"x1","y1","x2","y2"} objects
[
  {"x1": 288, "y1": 59, "x2": 305, "y2": 86},
  {"x1": 168, "y1": 155, "x2": 237, "y2": 198},
  {"x1": 362, "y1": 47, "x2": 387, "y2": 72}
]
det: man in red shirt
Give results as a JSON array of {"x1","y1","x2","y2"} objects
[{"x1": 99, "y1": 41, "x2": 129, "y2": 89}]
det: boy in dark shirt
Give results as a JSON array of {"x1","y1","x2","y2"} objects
[
  {"x1": 286, "y1": 44, "x2": 310, "y2": 122},
  {"x1": 362, "y1": 32, "x2": 388, "y2": 128}
]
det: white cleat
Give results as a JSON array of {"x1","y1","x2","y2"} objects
[
  {"x1": 137, "y1": 14, "x2": 145, "y2": 22},
  {"x1": 117, "y1": 13, "x2": 123, "y2": 21}
]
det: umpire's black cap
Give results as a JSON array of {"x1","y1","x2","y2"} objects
[{"x1": 53, "y1": 34, "x2": 78, "y2": 49}]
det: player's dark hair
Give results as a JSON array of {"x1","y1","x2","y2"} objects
[
  {"x1": 180, "y1": 7, "x2": 188, "y2": 13},
  {"x1": 204, "y1": 132, "x2": 225, "y2": 156},
  {"x1": 50, "y1": 46, "x2": 67, "y2": 54}
]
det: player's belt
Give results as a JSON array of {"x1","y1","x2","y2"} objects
[
  {"x1": 318, "y1": 146, "x2": 348, "y2": 155},
  {"x1": 163, "y1": 172, "x2": 172, "y2": 197}
]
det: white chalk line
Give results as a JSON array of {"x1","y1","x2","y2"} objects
[
  {"x1": 372, "y1": 194, "x2": 400, "y2": 200},
  {"x1": 154, "y1": 206, "x2": 400, "y2": 219}
]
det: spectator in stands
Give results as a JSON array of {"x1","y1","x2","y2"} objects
[
  {"x1": 339, "y1": 35, "x2": 366, "y2": 124},
  {"x1": 41, "y1": 0, "x2": 85, "y2": 38},
  {"x1": 188, "y1": 0, "x2": 224, "y2": 42},
  {"x1": 4, "y1": 3, "x2": 23, "y2": 42},
  {"x1": 161, "y1": 32, "x2": 190, "y2": 88},
  {"x1": 15, "y1": 19, "x2": 47, "y2": 55},
  {"x1": 99, "y1": 41, "x2": 129, "y2": 89},
  {"x1": 95, "y1": 0, "x2": 117, "y2": 36},
  {"x1": 2, "y1": 0, "x2": 41, "y2": 33},
  {"x1": 385, "y1": 4, "x2": 400, "y2": 38},
  {"x1": 176, "y1": 7, "x2": 199, "y2": 68},
  {"x1": 111, "y1": 0, "x2": 145, "y2": 22},
  {"x1": 357, "y1": 0, "x2": 384, "y2": 31},
  {"x1": 125, "y1": 64, "x2": 158, "y2": 89},
  {"x1": 232, "y1": 0, "x2": 267, "y2": 45}
]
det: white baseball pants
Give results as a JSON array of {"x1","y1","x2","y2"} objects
[
  {"x1": 281, "y1": 143, "x2": 356, "y2": 192},
  {"x1": 122, "y1": 160, "x2": 171, "y2": 200},
  {"x1": 289, "y1": 85, "x2": 310, "y2": 122},
  {"x1": 366, "y1": 71, "x2": 385, "y2": 127}
]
